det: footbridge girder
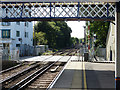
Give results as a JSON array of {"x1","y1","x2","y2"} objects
[{"x1": 0, "y1": 2, "x2": 115, "y2": 22}]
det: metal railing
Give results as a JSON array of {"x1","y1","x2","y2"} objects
[{"x1": 0, "y1": 2, "x2": 115, "y2": 21}]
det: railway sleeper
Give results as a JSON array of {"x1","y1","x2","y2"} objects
[
  {"x1": 1, "y1": 62, "x2": 41, "y2": 85},
  {"x1": 10, "y1": 62, "x2": 55, "y2": 90}
]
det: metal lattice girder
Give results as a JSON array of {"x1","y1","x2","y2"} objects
[
  {"x1": 1, "y1": 0, "x2": 120, "y2": 2},
  {"x1": 0, "y1": 2, "x2": 115, "y2": 21}
]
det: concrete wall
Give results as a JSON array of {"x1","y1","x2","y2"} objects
[
  {"x1": 35, "y1": 45, "x2": 48, "y2": 55},
  {"x1": 106, "y1": 22, "x2": 115, "y2": 61}
]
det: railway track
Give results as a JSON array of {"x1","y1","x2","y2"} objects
[
  {"x1": 25, "y1": 62, "x2": 66, "y2": 90},
  {"x1": 53, "y1": 49, "x2": 79, "y2": 56},
  {"x1": 1, "y1": 61, "x2": 49, "y2": 89},
  {"x1": 0, "y1": 61, "x2": 37, "y2": 82},
  {"x1": 1, "y1": 61, "x2": 66, "y2": 90},
  {"x1": 0, "y1": 48, "x2": 78, "y2": 90}
]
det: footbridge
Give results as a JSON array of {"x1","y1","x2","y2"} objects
[{"x1": 0, "y1": 0, "x2": 116, "y2": 21}]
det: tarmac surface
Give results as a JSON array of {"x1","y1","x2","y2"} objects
[{"x1": 51, "y1": 61, "x2": 115, "y2": 90}]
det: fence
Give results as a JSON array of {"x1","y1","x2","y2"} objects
[
  {"x1": 10, "y1": 49, "x2": 19, "y2": 60},
  {"x1": 88, "y1": 46, "x2": 106, "y2": 61},
  {"x1": 0, "y1": 47, "x2": 3, "y2": 60},
  {"x1": 19, "y1": 44, "x2": 34, "y2": 56},
  {"x1": 0, "y1": 48, "x2": 19, "y2": 60},
  {"x1": 95, "y1": 48, "x2": 106, "y2": 59},
  {"x1": 2, "y1": 48, "x2": 9, "y2": 60}
]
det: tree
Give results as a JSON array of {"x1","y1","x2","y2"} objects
[
  {"x1": 88, "y1": 21, "x2": 110, "y2": 48},
  {"x1": 34, "y1": 21, "x2": 72, "y2": 49},
  {"x1": 33, "y1": 32, "x2": 48, "y2": 45},
  {"x1": 70, "y1": 37, "x2": 79, "y2": 47}
]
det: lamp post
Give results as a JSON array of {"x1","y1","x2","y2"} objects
[
  {"x1": 93, "y1": 33, "x2": 96, "y2": 58},
  {"x1": 83, "y1": 26, "x2": 86, "y2": 51}
]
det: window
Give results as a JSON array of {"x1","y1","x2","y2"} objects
[
  {"x1": 16, "y1": 44, "x2": 20, "y2": 47},
  {"x1": 27, "y1": 32, "x2": 28, "y2": 38},
  {"x1": 2, "y1": 22, "x2": 11, "y2": 26},
  {"x1": 25, "y1": 22, "x2": 29, "y2": 27},
  {"x1": 25, "y1": 32, "x2": 28, "y2": 38},
  {"x1": 16, "y1": 22, "x2": 20, "y2": 25},
  {"x1": 25, "y1": 32, "x2": 27, "y2": 37},
  {"x1": 2, "y1": 30, "x2": 10, "y2": 38},
  {"x1": 16, "y1": 31, "x2": 20, "y2": 37}
]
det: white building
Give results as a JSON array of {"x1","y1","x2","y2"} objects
[
  {"x1": 0, "y1": 22, "x2": 33, "y2": 57},
  {"x1": 106, "y1": 22, "x2": 115, "y2": 61}
]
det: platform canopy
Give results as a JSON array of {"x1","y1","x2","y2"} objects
[{"x1": 1, "y1": 0, "x2": 120, "y2": 2}]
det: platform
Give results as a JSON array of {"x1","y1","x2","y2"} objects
[
  {"x1": 51, "y1": 61, "x2": 83, "y2": 90},
  {"x1": 21, "y1": 56, "x2": 80, "y2": 62},
  {"x1": 51, "y1": 61, "x2": 115, "y2": 90}
]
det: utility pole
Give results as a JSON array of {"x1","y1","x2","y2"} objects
[
  {"x1": 93, "y1": 33, "x2": 96, "y2": 60},
  {"x1": 88, "y1": 21, "x2": 90, "y2": 52},
  {"x1": 83, "y1": 26, "x2": 86, "y2": 51}
]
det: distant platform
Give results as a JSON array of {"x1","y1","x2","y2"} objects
[{"x1": 21, "y1": 55, "x2": 76, "y2": 62}]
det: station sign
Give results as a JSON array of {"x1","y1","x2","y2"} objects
[{"x1": 1, "y1": 0, "x2": 120, "y2": 2}]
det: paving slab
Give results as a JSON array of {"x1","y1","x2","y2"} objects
[
  {"x1": 70, "y1": 56, "x2": 83, "y2": 61},
  {"x1": 70, "y1": 56, "x2": 79, "y2": 61},
  {"x1": 59, "y1": 56, "x2": 71, "y2": 62},
  {"x1": 45, "y1": 56, "x2": 63, "y2": 62},
  {"x1": 21, "y1": 55, "x2": 52, "y2": 61}
]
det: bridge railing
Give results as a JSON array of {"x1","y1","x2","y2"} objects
[{"x1": 0, "y1": 2, "x2": 115, "y2": 21}]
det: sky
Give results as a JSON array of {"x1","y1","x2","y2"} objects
[{"x1": 67, "y1": 21, "x2": 86, "y2": 39}]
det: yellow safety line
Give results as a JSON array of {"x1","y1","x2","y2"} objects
[{"x1": 83, "y1": 62, "x2": 87, "y2": 90}]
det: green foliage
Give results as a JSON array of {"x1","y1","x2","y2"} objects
[
  {"x1": 42, "y1": 50, "x2": 54, "y2": 55},
  {"x1": 70, "y1": 37, "x2": 79, "y2": 46},
  {"x1": 89, "y1": 21, "x2": 110, "y2": 48},
  {"x1": 33, "y1": 32, "x2": 48, "y2": 45},
  {"x1": 38, "y1": 52, "x2": 42, "y2": 56},
  {"x1": 34, "y1": 21, "x2": 72, "y2": 49}
]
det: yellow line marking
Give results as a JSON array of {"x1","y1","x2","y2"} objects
[{"x1": 83, "y1": 62, "x2": 87, "y2": 90}]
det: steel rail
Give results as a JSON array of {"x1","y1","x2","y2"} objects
[
  {"x1": 0, "y1": 61, "x2": 37, "y2": 74},
  {"x1": 65, "y1": 49, "x2": 74, "y2": 56},
  {"x1": 47, "y1": 57, "x2": 71, "y2": 90},
  {"x1": 9, "y1": 62, "x2": 55, "y2": 90},
  {"x1": 10, "y1": 56, "x2": 65, "y2": 90},
  {"x1": 0, "y1": 62, "x2": 40, "y2": 84},
  {"x1": 0, "y1": 64, "x2": 22, "y2": 74}
]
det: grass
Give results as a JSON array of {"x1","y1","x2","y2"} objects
[{"x1": 42, "y1": 50, "x2": 54, "y2": 55}]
